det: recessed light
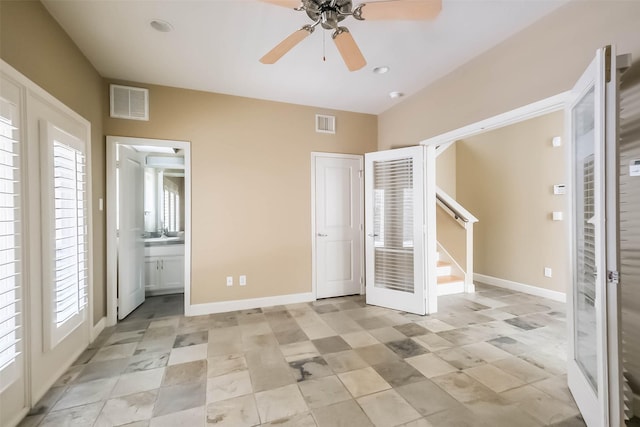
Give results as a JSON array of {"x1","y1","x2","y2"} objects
[
  {"x1": 373, "y1": 66, "x2": 390, "y2": 74},
  {"x1": 389, "y1": 91, "x2": 404, "y2": 99},
  {"x1": 150, "y1": 19, "x2": 173, "y2": 33}
]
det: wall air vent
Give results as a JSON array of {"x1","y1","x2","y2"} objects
[
  {"x1": 316, "y1": 114, "x2": 336, "y2": 134},
  {"x1": 110, "y1": 84, "x2": 149, "y2": 121}
]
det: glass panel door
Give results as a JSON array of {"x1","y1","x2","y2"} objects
[{"x1": 365, "y1": 146, "x2": 426, "y2": 315}]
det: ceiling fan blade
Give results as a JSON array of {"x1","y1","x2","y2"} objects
[
  {"x1": 258, "y1": 0, "x2": 302, "y2": 9},
  {"x1": 355, "y1": 0, "x2": 442, "y2": 20},
  {"x1": 260, "y1": 27, "x2": 313, "y2": 64},
  {"x1": 332, "y1": 28, "x2": 366, "y2": 72}
]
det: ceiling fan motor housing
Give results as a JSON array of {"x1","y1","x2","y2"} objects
[{"x1": 304, "y1": 0, "x2": 353, "y2": 29}]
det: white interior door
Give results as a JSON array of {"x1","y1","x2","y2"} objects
[
  {"x1": 117, "y1": 145, "x2": 145, "y2": 319},
  {"x1": 365, "y1": 146, "x2": 426, "y2": 315},
  {"x1": 314, "y1": 154, "x2": 363, "y2": 299},
  {"x1": 567, "y1": 46, "x2": 621, "y2": 427}
]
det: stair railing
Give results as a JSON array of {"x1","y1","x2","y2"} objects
[{"x1": 435, "y1": 186, "x2": 478, "y2": 292}]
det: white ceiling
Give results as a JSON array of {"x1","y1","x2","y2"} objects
[{"x1": 42, "y1": 0, "x2": 568, "y2": 114}]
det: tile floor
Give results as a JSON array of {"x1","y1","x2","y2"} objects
[{"x1": 19, "y1": 284, "x2": 590, "y2": 427}]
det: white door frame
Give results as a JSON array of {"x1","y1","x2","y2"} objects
[
  {"x1": 311, "y1": 152, "x2": 364, "y2": 299},
  {"x1": 106, "y1": 136, "x2": 192, "y2": 326}
]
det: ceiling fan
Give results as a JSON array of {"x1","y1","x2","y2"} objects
[{"x1": 259, "y1": 0, "x2": 442, "y2": 71}]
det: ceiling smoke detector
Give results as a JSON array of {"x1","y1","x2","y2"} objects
[
  {"x1": 373, "y1": 66, "x2": 390, "y2": 74},
  {"x1": 389, "y1": 91, "x2": 404, "y2": 99}
]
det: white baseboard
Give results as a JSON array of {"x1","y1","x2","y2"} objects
[
  {"x1": 91, "y1": 317, "x2": 106, "y2": 342},
  {"x1": 186, "y1": 292, "x2": 316, "y2": 316},
  {"x1": 474, "y1": 273, "x2": 566, "y2": 303}
]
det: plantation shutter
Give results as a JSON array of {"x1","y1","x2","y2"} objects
[
  {"x1": 372, "y1": 158, "x2": 415, "y2": 293},
  {"x1": 41, "y1": 121, "x2": 88, "y2": 348},
  {"x1": 0, "y1": 82, "x2": 22, "y2": 389}
]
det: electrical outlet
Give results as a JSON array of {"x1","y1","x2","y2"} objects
[
  {"x1": 226, "y1": 276, "x2": 233, "y2": 287},
  {"x1": 544, "y1": 267, "x2": 552, "y2": 278},
  {"x1": 239, "y1": 275, "x2": 247, "y2": 286}
]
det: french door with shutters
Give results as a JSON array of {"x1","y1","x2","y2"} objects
[
  {"x1": 567, "y1": 46, "x2": 623, "y2": 427},
  {"x1": 313, "y1": 153, "x2": 363, "y2": 299},
  {"x1": 365, "y1": 146, "x2": 437, "y2": 315}
]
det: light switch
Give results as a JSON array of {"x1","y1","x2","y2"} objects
[
  {"x1": 226, "y1": 276, "x2": 233, "y2": 287},
  {"x1": 552, "y1": 136, "x2": 562, "y2": 147},
  {"x1": 239, "y1": 275, "x2": 247, "y2": 286},
  {"x1": 544, "y1": 267, "x2": 553, "y2": 278}
]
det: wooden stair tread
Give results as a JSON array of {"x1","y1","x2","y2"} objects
[
  {"x1": 437, "y1": 275, "x2": 463, "y2": 285},
  {"x1": 437, "y1": 261, "x2": 450, "y2": 268}
]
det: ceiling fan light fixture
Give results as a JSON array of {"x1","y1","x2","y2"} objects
[
  {"x1": 389, "y1": 91, "x2": 404, "y2": 99},
  {"x1": 150, "y1": 19, "x2": 173, "y2": 33},
  {"x1": 373, "y1": 66, "x2": 389, "y2": 74}
]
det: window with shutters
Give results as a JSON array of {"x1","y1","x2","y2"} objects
[
  {"x1": 0, "y1": 84, "x2": 22, "y2": 391},
  {"x1": 41, "y1": 121, "x2": 88, "y2": 349}
]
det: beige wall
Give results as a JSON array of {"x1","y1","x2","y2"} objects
[
  {"x1": 456, "y1": 111, "x2": 567, "y2": 293},
  {"x1": 436, "y1": 143, "x2": 456, "y2": 197},
  {"x1": 379, "y1": 0, "x2": 640, "y2": 150},
  {"x1": 0, "y1": 0, "x2": 106, "y2": 324},
  {"x1": 104, "y1": 83, "x2": 377, "y2": 304}
]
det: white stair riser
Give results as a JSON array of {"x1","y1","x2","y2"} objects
[{"x1": 437, "y1": 265, "x2": 452, "y2": 276}]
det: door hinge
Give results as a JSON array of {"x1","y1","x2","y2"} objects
[
  {"x1": 359, "y1": 170, "x2": 363, "y2": 178},
  {"x1": 116, "y1": 160, "x2": 120, "y2": 168},
  {"x1": 607, "y1": 270, "x2": 619, "y2": 285},
  {"x1": 360, "y1": 277, "x2": 364, "y2": 285}
]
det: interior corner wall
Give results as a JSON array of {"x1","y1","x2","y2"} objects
[
  {"x1": 0, "y1": 0, "x2": 107, "y2": 324},
  {"x1": 436, "y1": 142, "x2": 456, "y2": 197},
  {"x1": 378, "y1": 0, "x2": 640, "y2": 150},
  {"x1": 103, "y1": 82, "x2": 378, "y2": 306},
  {"x1": 456, "y1": 111, "x2": 567, "y2": 293}
]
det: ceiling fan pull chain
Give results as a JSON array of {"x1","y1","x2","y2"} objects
[{"x1": 323, "y1": 30, "x2": 326, "y2": 62}]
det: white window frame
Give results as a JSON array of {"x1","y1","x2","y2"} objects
[{"x1": 39, "y1": 120, "x2": 88, "y2": 350}]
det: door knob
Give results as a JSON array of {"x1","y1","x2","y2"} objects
[{"x1": 317, "y1": 233, "x2": 328, "y2": 237}]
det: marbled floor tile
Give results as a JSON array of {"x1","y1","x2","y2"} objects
[
  {"x1": 153, "y1": 381, "x2": 206, "y2": 418},
  {"x1": 425, "y1": 405, "x2": 489, "y2": 427},
  {"x1": 464, "y1": 398, "x2": 542, "y2": 427},
  {"x1": 205, "y1": 394, "x2": 260, "y2": 427},
  {"x1": 311, "y1": 336, "x2": 351, "y2": 354},
  {"x1": 174, "y1": 331, "x2": 209, "y2": 348},
  {"x1": 91, "y1": 342, "x2": 138, "y2": 363},
  {"x1": 105, "y1": 330, "x2": 146, "y2": 346},
  {"x1": 28, "y1": 386, "x2": 71, "y2": 418},
  {"x1": 311, "y1": 400, "x2": 374, "y2": 427},
  {"x1": 396, "y1": 379, "x2": 460, "y2": 416},
  {"x1": 52, "y1": 365, "x2": 84, "y2": 387},
  {"x1": 210, "y1": 312, "x2": 239, "y2": 329},
  {"x1": 207, "y1": 353, "x2": 247, "y2": 378},
  {"x1": 163, "y1": 359, "x2": 207, "y2": 386},
  {"x1": 357, "y1": 389, "x2": 422, "y2": 427},
  {"x1": 368, "y1": 326, "x2": 407, "y2": 343},
  {"x1": 356, "y1": 315, "x2": 391, "y2": 330},
  {"x1": 486, "y1": 336, "x2": 532, "y2": 356},
  {"x1": 501, "y1": 385, "x2": 580, "y2": 425},
  {"x1": 518, "y1": 351, "x2": 566, "y2": 376},
  {"x1": 464, "y1": 363, "x2": 525, "y2": 392},
  {"x1": 298, "y1": 375, "x2": 351, "y2": 409},
  {"x1": 94, "y1": 390, "x2": 157, "y2": 426},
  {"x1": 530, "y1": 375, "x2": 576, "y2": 406},
  {"x1": 337, "y1": 366, "x2": 391, "y2": 398},
  {"x1": 254, "y1": 384, "x2": 309, "y2": 423},
  {"x1": 435, "y1": 347, "x2": 486, "y2": 370},
  {"x1": 274, "y1": 328, "x2": 309, "y2": 345},
  {"x1": 38, "y1": 402, "x2": 103, "y2": 427},
  {"x1": 288, "y1": 356, "x2": 332, "y2": 382},
  {"x1": 142, "y1": 326, "x2": 177, "y2": 342},
  {"x1": 430, "y1": 371, "x2": 498, "y2": 403},
  {"x1": 72, "y1": 347, "x2": 99, "y2": 366},
  {"x1": 242, "y1": 333, "x2": 279, "y2": 351},
  {"x1": 311, "y1": 303, "x2": 339, "y2": 314},
  {"x1": 320, "y1": 312, "x2": 363, "y2": 334},
  {"x1": 111, "y1": 367, "x2": 165, "y2": 397},
  {"x1": 168, "y1": 343, "x2": 208, "y2": 365},
  {"x1": 386, "y1": 338, "x2": 429, "y2": 359},
  {"x1": 126, "y1": 351, "x2": 170, "y2": 373},
  {"x1": 354, "y1": 344, "x2": 400, "y2": 366},
  {"x1": 135, "y1": 337, "x2": 175, "y2": 356},
  {"x1": 280, "y1": 340, "x2": 319, "y2": 362},
  {"x1": 54, "y1": 377, "x2": 118, "y2": 411},
  {"x1": 405, "y1": 353, "x2": 457, "y2": 379},
  {"x1": 415, "y1": 318, "x2": 456, "y2": 333},
  {"x1": 261, "y1": 412, "x2": 317, "y2": 426},
  {"x1": 372, "y1": 360, "x2": 426, "y2": 388},
  {"x1": 412, "y1": 333, "x2": 454, "y2": 352},
  {"x1": 149, "y1": 405, "x2": 205, "y2": 427},
  {"x1": 340, "y1": 331, "x2": 380, "y2": 348},
  {"x1": 459, "y1": 341, "x2": 511, "y2": 363},
  {"x1": 75, "y1": 358, "x2": 131, "y2": 383},
  {"x1": 492, "y1": 357, "x2": 550, "y2": 384},
  {"x1": 394, "y1": 323, "x2": 430, "y2": 337},
  {"x1": 323, "y1": 349, "x2": 369, "y2": 373},
  {"x1": 206, "y1": 369, "x2": 253, "y2": 403}
]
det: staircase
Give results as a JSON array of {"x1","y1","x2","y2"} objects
[{"x1": 436, "y1": 250, "x2": 465, "y2": 296}]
